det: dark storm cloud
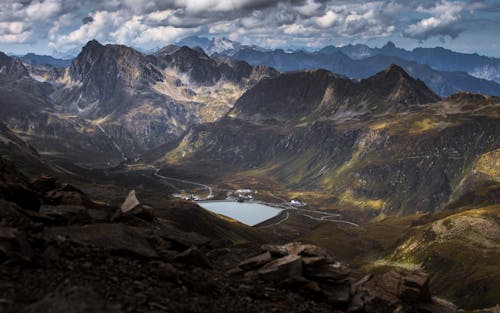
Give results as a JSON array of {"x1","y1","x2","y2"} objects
[{"x1": 82, "y1": 16, "x2": 93, "y2": 24}]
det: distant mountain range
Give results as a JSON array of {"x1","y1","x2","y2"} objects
[
  {"x1": 176, "y1": 36, "x2": 500, "y2": 97},
  {"x1": 20, "y1": 53, "x2": 72, "y2": 68},
  {"x1": 176, "y1": 36, "x2": 268, "y2": 56},
  {"x1": 8, "y1": 37, "x2": 500, "y2": 97}
]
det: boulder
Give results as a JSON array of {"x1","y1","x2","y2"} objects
[
  {"x1": 304, "y1": 262, "x2": 350, "y2": 282},
  {"x1": 112, "y1": 190, "x2": 154, "y2": 221},
  {"x1": 28, "y1": 176, "x2": 58, "y2": 193},
  {"x1": 238, "y1": 251, "x2": 272, "y2": 270},
  {"x1": 258, "y1": 254, "x2": 303, "y2": 281},
  {"x1": 360, "y1": 269, "x2": 431, "y2": 306},
  {"x1": 173, "y1": 247, "x2": 212, "y2": 269},
  {"x1": 121, "y1": 190, "x2": 140, "y2": 213},
  {"x1": 301, "y1": 244, "x2": 329, "y2": 257},
  {"x1": 302, "y1": 256, "x2": 327, "y2": 267},
  {"x1": 45, "y1": 185, "x2": 92, "y2": 207},
  {"x1": 261, "y1": 242, "x2": 330, "y2": 258},
  {"x1": 261, "y1": 244, "x2": 288, "y2": 257}
]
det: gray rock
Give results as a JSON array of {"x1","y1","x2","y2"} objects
[
  {"x1": 238, "y1": 251, "x2": 272, "y2": 270},
  {"x1": 121, "y1": 190, "x2": 140, "y2": 213},
  {"x1": 258, "y1": 254, "x2": 303, "y2": 281},
  {"x1": 304, "y1": 262, "x2": 350, "y2": 282},
  {"x1": 174, "y1": 247, "x2": 212, "y2": 269},
  {"x1": 360, "y1": 269, "x2": 432, "y2": 306},
  {"x1": 261, "y1": 242, "x2": 330, "y2": 258},
  {"x1": 113, "y1": 190, "x2": 154, "y2": 221}
]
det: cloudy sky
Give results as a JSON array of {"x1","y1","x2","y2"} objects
[{"x1": 1, "y1": 0, "x2": 500, "y2": 57}]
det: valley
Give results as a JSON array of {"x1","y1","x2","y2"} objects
[{"x1": 1, "y1": 37, "x2": 499, "y2": 312}]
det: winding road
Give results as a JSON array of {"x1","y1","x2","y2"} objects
[
  {"x1": 259, "y1": 193, "x2": 359, "y2": 228},
  {"x1": 150, "y1": 165, "x2": 213, "y2": 199}
]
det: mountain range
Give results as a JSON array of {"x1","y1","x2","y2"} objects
[
  {"x1": 174, "y1": 36, "x2": 500, "y2": 97},
  {"x1": 0, "y1": 39, "x2": 499, "y2": 311}
]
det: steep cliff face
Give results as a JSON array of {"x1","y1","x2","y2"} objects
[{"x1": 165, "y1": 67, "x2": 499, "y2": 216}]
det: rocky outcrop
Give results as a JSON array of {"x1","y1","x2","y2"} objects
[
  {"x1": 112, "y1": 189, "x2": 154, "y2": 221},
  {"x1": 0, "y1": 160, "x2": 469, "y2": 313},
  {"x1": 227, "y1": 242, "x2": 456, "y2": 312}
]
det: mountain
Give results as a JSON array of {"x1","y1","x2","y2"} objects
[
  {"x1": 304, "y1": 180, "x2": 500, "y2": 309},
  {"x1": 1, "y1": 41, "x2": 278, "y2": 166},
  {"x1": 231, "y1": 47, "x2": 500, "y2": 97},
  {"x1": 176, "y1": 35, "x2": 267, "y2": 56},
  {"x1": 20, "y1": 53, "x2": 72, "y2": 68},
  {"x1": 1, "y1": 40, "x2": 499, "y2": 312},
  {"x1": 0, "y1": 52, "x2": 129, "y2": 167},
  {"x1": 177, "y1": 36, "x2": 243, "y2": 55},
  {"x1": 0, "y1": 52, "x2": 29, "y2": 80},
  {"x1": 320, "y1": 43, "x2": 375, "y2": 60},
  {"x1": 165, "y1": 65, "x2": 498, "y2": 218},
  {"x1": 320, "y1": 41, "x2": 500, "y2": 84}
]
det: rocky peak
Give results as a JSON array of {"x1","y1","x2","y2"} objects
[
  {"x1": 0, "y1": 52, "x2": 29, "y2": 79},
  {"x1": 154, "y1": 44, "x2": 181, "y2": 57},
  {"x1": 68, "y1": 39, "x2": 106, "y2": 81},
  {"x1": 374, "y1": 64, "x2": 412, "y2": 81},
  {"x1": 67, "y1": 40, "x2": 163, "y2": 98},
  {"x1": 172, "y1": 46, "x2": 210, "y2": 61},
  {"x1": 360, "y1": 64, "x2": 441, "y2": 109},
  {"x1": 382, "y1": 41, "x2": 397, "y2": 49}
]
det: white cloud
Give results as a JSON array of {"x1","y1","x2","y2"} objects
[
  {"x1": 1, "y1": 0, "x2": 497, "y2": 53},
  {"x1": 0, "y1": 22, "x2": 26, "y2": 35},
  {"x1": 25, "y1": 0, "x2": 62, "y2": 21},
  {"x1": 133, "y1": 26, "x2": 189, "y2": 45},
  {"x1": 294, "y1": 0, "x2": 323, "y2": 16},
  {"x1": 315, "y1": 10, "x2": 339, "y2": 28},
  {"x1": 49, "y1": 10, "x2": 127, "y2": 50},
  {"x1": 0, "y1": 31, "x2": 32, "y2": 43},
  {"x1": 403, "y1": 1, "x2": 466, "y2": 40}
]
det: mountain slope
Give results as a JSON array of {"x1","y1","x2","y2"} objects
[
  {"x1": 165, "y1": 66, "x2": 499, "y2": 217},
  {"x1": 55, "y1": 40, "x2": 277, "y2": 154},
  {"x1": 0, "y1": 52, "x2": 125, "y2": 167}
]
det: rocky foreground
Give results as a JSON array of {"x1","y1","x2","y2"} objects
[{"x1": 0, "y1": 158, "x2": 496, "y2": 313}]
